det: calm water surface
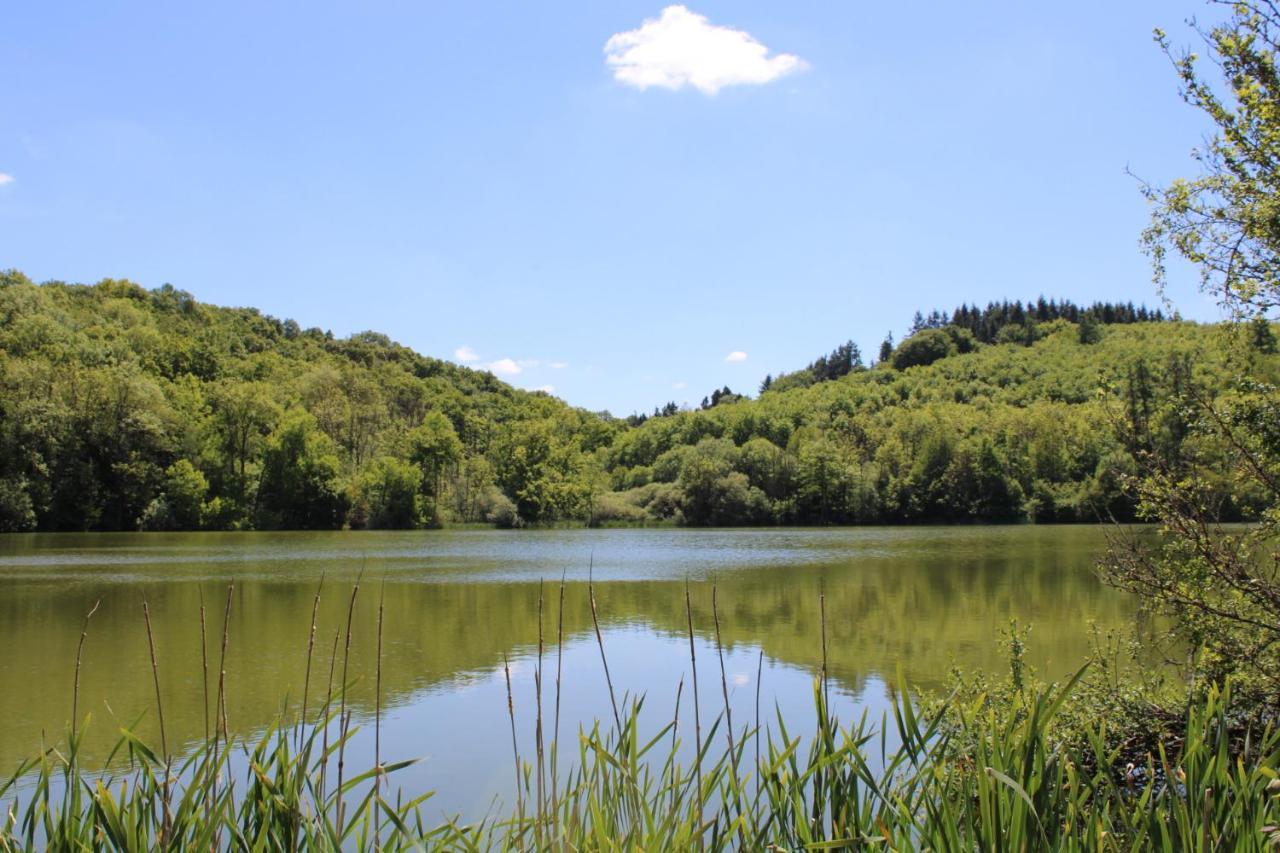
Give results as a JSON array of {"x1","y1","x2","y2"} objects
[{"x1": 0, "y1": 526, "x2": 1143, "y2": 818}]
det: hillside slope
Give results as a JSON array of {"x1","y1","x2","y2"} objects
[
  {"x1": 1, "y1": 271, "x2": 1272, "y2": 531},
  {"x1": 600, "y1": 318, "x2": 1277, "y2": 525},
  {"x1": 0, "y1": 271, "x2": 619, "y2": 531}
]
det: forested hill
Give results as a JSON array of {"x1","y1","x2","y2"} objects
[
  {"x1": 1, "y1": 271, "x2": 1275, "y2": 532},
  {"x1": 0, "y1": 271, "x2": 621, "y2": 532}
]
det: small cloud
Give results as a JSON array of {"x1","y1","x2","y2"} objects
[
  {"x1": 673, "y1": 381, "x2": 687, "y2": 390},
  {"x1": 0, "y1": 174, "x2": 13, "y2": 186},
  {"x1": 732, "y1": 673, "x2": 750, "y2": 687},
  {"x1": 724, "y1": 350, "x2": 748, "y2": 363},
  {"x1": 549, "y1": 361, "x2": 569, "y2": 369},
  {"x1": 455, "y1": 345, "x2": 480, "y2": 363},
  {"x1": 535, "y1": 385, "x2": 556, "y2": 394},
  {"x1": 605, "y1": 6, "x2": 807, "y2": 96},
  {"x1": 487, "y1": 358, "x2": 522, "y2": 376}
]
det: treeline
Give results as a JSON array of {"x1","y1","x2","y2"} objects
[
  {"x1": 0, "y1": 272, "x2": 623, "y2": 532},
  {"x1": 0, "y1": 272, "x2": 1272, "y2": 531},
  {"x1": 765, "y1": 298, "x2": 1168, "y2": 394},
  {"x1": 597, "y1": 317, "x2": 1275, "y2": 526},
  {"x1": 922, "y1": 298, "x2": 1167, "y2": 344}
]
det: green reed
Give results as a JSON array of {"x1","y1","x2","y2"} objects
[{"x1": 2, "y1": 586, "x2": 1278, "y2": 851}]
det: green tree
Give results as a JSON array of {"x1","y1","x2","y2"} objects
[
  {"x1": 163, "y1": 459, "x2": 209, "y2": 529},
  {"x1": 408, "y1": 411, "x2": 463, "y2": 524},
  {"x1": 891, "y1": 329, "x2": 955, "y2": 370},
  {"x1": 255, "y1": 410, "x2": 348, "y2": 530},
  {"x1": 796, "y1": 437, "x2": 851, "y2": 523},
  {"x1": 878, "y1": 333, "x2": 894, "y2": 364},
  {"x1": 210, "y1": 381, "x2": 279, "y2": 514},
  {"x1": 358, "y1": 456, "x2": 423, "y2": 529},
  {"x1": 1141, "y1": 3, "x2": 1280, "y2": 317},
  {"x1": 1107, "y1": 2, "x2": 1280, "y2": 706}
]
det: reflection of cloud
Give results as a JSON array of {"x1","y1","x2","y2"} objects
[
  {"x1": 454, "y1": 345, "x2": 480, "y2": 363},
  {"x1": 724, "y1": 350, "x2": 748, "y2": 363},
  {"x1": 0, "y1": 174, "x2": 14, "y2": 186},
  {"x1": 605, "y1": 6, "x2": 807, "y2": 95},
  {"x1": 732, "y1": 673, "x2": 750, "y2": 687}
]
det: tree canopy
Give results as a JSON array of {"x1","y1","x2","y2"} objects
[{"x1": 0, "y1": 270, "x2": 1271, "y2": 531}]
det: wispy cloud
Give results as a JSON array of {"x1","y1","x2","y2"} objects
[
  {"x1": 536, "y1": 385, "x2": 556, "y2": 395},
  {"x1": 487, "y1": 358, "x2": 522, "y2": 377},
  {"x1": 455, "y1": 345, "x2": 480, "y2": 363},
  {"x1": 724, "y1": 350, "x2": 748, "y2": 363},
  {"x1": 0, "y1": 174, "x2": 14, "y2": 187},
  {"x1": 549, "y1": 361, "x2": 569, "y2": 370},
  {"x1": 673, "y1": 380, "x2": 687, "y2": 390},
  {"x1": 605, "y1": 6, "x2": 807, "y2": 95}
]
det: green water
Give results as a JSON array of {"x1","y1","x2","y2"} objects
[{"x1": 0, "y1": 525, "x2": 1144, "y2": 817}]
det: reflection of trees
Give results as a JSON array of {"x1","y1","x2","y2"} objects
[{"x1": 0, "y1": 537, "x2": 1139, "y2": 769}]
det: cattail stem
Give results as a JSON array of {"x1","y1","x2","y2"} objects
[
  {"x1": 754, "y1": 648, "x2": 763, "y2": 782},
  {"x1": 503, "y1": 652, "x2": 524, "y2": 823},
  {"x1": 588, "y1": 559, "x2": 621, "y2": 731},
  {"x1": 319, "y1": 627, "x2": 340, "y2": 804},
  {"x1": 712, "y1": 583, "x2": 747, "y2": 850},
  {"x1": 670, "y1": 674, "x2": 684, "y2": 814},
  {"x1": 199, "y1": 590, "x2": 211, "y2": 820},
  {"x1": 142, "y1": 600, "x2": 172, "y2": 844},
  {"x1": 335, "y1": 575, "x2": 362, "y2": 831},
  {"x1": 551, "y1": 571, "x2": 566, "y2": 823},
  {"x1": 213, "y1": 583, "x2": 234, "y2": 850},
  {"x1": 71, "y1": 599, "x2": 100, "y2": 742},
  {"x1": 684, "y1": 578, "x2": 704, "y2": 825},
  {"x1": 374, "y1": 580, "x2": 385, "y2": 852},
  {"x1": 299, "y1": 573, "x2": 326, "y2": 751},
  {"x1": 820, "y1": 592, "x2": 830, "y2": 710},
  {"x1": 198, "y1": 592, "x2": 209, "y2": 746},
  {"x1": 535, "y1": 578, "x2": 546, "y2": 835}
]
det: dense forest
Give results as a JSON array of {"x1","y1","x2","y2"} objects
[{"x1": 1, "y1": 269, "x2": 1274, "y2": 532}]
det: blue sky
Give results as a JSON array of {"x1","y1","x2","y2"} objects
[{"x1": 1, "y1": 1, "x2": 1227, "y2": 414}]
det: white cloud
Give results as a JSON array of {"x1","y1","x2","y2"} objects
[
  {"x1": 487, "y1": 358, "x2": 522, "y2": 376},
  {"x1": 549, "y1": 361, "x2": 569, "y2": 369},
  {"x1": 536, "y1": 385, "x2": 556, "y2": 395},
  {"x1": 0, "y1": 174, "x2": 13, "y2": 186},
  {"x1": 518, "y1": 359, "x2": 540, "y2": 369},
  {"x1": 454, "y1": 345, "x2": 480, "y2": 363},
  {"x1": 673, "y1": 380, "x2": 687, "y2": 390},
  {"x1": 605, "y1": 6, "x2": 807, "y2": 95},
  {"x1": 724, "y1": 350, "x2": 748, "y2": 363}
]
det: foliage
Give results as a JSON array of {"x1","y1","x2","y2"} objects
[
  {"x1": 0, "y1": 271, "x2": 1272, "y2": 530},
  {"x1": 1141, "y1": 2, "x2": 1280, "y2": 317},
  {"x1": 5, "y1": 662, "x2": 1278, "y2": 850},
  {"x1": 1100, "y1": 0, "x2": 1280, "y2": 715},
  {"x1": 0, "y1": 272, "x2": 618, "y2": 531},
  {"x1": 891, "y1": 327, "x2": 957, "y2": 369}
]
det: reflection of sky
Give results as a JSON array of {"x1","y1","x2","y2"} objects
[
  {"x1": 0, "y1": 525, "x2": 1137, "y2": 818},
  {"x1": 339, "y1": 627, "x2": 900, "y2": 822}
]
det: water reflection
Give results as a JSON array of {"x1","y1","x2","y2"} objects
[{"x1": 0, "y1": 526, "x2": 1141, "y2": 814}]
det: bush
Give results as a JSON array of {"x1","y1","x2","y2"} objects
[{"x1": 891, "y1": 328, "x2": 956, "y2": 369}]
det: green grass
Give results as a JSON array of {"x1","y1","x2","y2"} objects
[
  {"x1": 5, "y1": 581, "x2": 1278, "y2": 851},
  {"x1": 3, "y1": 671, "x2": 1278, "y2": 850}
]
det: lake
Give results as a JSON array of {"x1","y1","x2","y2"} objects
[{"x1": 0, "y1": 525, "x2": 1145, "y2": 819}]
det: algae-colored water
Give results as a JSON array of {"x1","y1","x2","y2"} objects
[{"x1": 0, "y1": 525, "x2": 1145, "y2": 817}]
